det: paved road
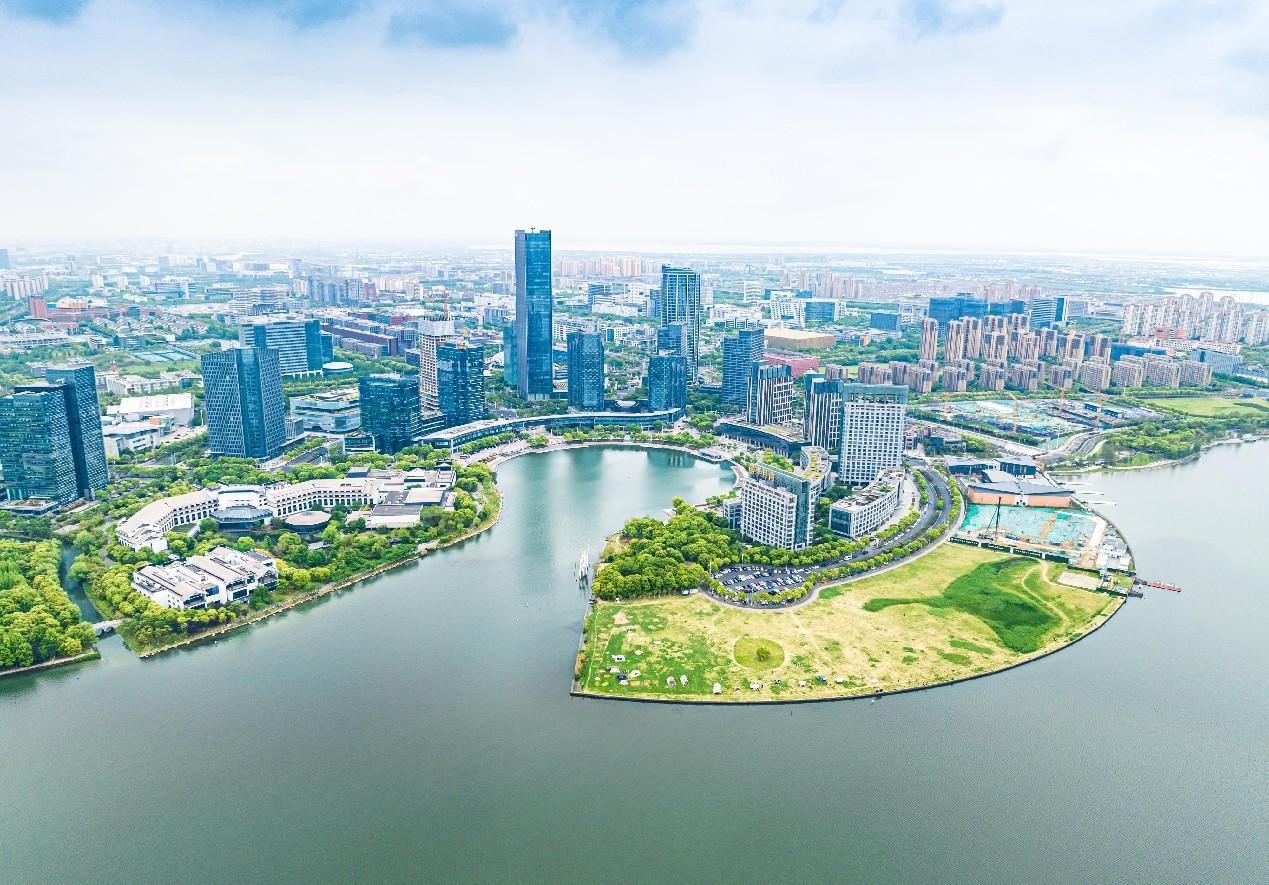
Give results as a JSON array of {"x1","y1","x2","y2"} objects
[{"x1": 710, "y1": 466, "x2": 954, "y2": 608}]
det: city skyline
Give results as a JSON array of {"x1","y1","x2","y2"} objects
[{"x1": 2, "y1": 2, "x2": 1268, "y2": 258}]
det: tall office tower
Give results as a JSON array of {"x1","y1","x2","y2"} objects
[
  {"x1": 514, "y1": 228, "x2": 554, "y2": 400},
  {"x1": 838, "y1": 384, "x2": 907, "y2": 486},
  {"x1": 42, "y1": 364, "x2": 109, "y2": 498},
  {"x1": 1029, "y1": 297, "x2": 1064, "y2": 329},
  {"x1": 237, "y1": 317, "x2": 324, "y2": 376},
  {"x1": 657, "y1": 322, "x2": 689, "y2": 356},
  {"x1": 417, "y1": 317, "x2": 456, "y2": 410},
  {"x1": 437, "y1": 340, "x2": 488, "y2": 426},
  {"x1": 358, "y1": 374, "x2": 423, "y2": 454},
  {"x1": 721, "y1": 324, "x2": 766, "y2": 408},
  {"x1": 659, "y1": 265, "x2": 702, "y2": 384},
  {"x1": 201, "y1": 347, "x2": 286, "y2": 460},
  {"x1": 501, "y1": 323, "x2": 518, "y2": 388},
  {"x1": 963, "y1": 317, "x2": 983, "y2": 360},
  {"x1": 0, "y1": 388, "x2": 79, "y2": 505},
  {"x1": 746, "y1": 363, "x2": 795, "y2": 426},
  {"x1": 803, "y1": 374, "x2": 843, "y2": 460},
  {"x1": 919, "y1": 317, "x2": 939, "y2": 362},
  {"x1": 944, "y1": 319, "x2": 967, "y2": 363},
  {"x1": 647, "y1": 353, "x2": 687, "y2": 411},
  {"x1": 566, "y1": 331, "x2": 605, "y2": 411}
]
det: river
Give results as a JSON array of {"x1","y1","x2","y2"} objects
[{"x1": 1, "y1": 445, "x2": 1265, "y2": 883}]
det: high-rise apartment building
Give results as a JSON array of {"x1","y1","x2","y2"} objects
[
  {"x1": 838, "y1": 384, "x2": 907, "y2": 486},
  {"x1": 437, "y1": 340, "x2": 487, "y2": 426},
  {"x1": 944, "y1": 319, "x2": 967, "y2": 363},
  {"x1": 566, "y1": 332, "x2": 605, "y2": 411},
  {"x1": 721, "y1": 324, "x2": 765, "y2": 408},
  {"x1": 417, "y1": 317, "x2": 456, "y2": 410},
  {"x1": 515, "y1": 229, "x2": 554, "y2": 400},
  {"x1": 646, "y1": 353, "x2": 687, "y2": 411},
  {"x1": 746, "y1": 364, "x2": 795, "y2": 426},
  {"x1": 659, "y1": 266, "x2": 702, "y2": 384},
  {"x1": 919, "y1": 318, "x2": 939, "y2": 362},
  {"x1": 238, "y1": 317, "x2": 324, "y2": 376},
  {"x1": 0, "y1": 366, "x2": 109, "y2": 505},
  {"x1": 201, "y1": 347, "x2": 286, "y2": 459},
  {"x1": 359, "y1": 373, "x2": 423, "y2": 454}
]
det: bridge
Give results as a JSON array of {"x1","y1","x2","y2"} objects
[{"x1": 92, "y1": 620, "x2": 122, "y2": 636}]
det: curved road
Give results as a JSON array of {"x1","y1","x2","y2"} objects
[{"x1": 706, "y1": 466, "x2": 956, "y2": 609}]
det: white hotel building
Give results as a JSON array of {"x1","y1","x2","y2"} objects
[{"x1": 838, "y1": 384, "x2": 908, "y2": 487}]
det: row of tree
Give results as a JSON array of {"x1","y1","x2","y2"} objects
[{"x1": 0, "y1": 540, "x2": 96, "y2": 670}]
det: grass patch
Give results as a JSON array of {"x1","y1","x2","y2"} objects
[
  {"x1": 938, "y1": 651, "x2": 972, "y2": 665},
  {"x1": 1151, "y1": 396, "x2": 1269, "y2": 418},
  {"x1": 734, "y1": 637, "x2": 785, "y2": 670},
  {"x1": 949, "y1": 638, "x2": 996, "y2": 656},
  {"x1": 864, "y1": 558, "x2": 1060, "y2": 653}
]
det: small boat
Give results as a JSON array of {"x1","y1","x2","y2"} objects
[{"x1": 576, "y1": 549, "x2": 590, "y2": 583}]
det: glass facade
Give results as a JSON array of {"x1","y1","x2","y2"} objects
[
  {"x1": 501, "y1": 323, "x2": 518, "y2": 389},
  {"x1": 514, "y1": 229, "x2": 554, "y2": 400},
  {"x1": 437, "y1": 340, "x2": 488, "y2": 426},
  {"x1": 239, "y1": 318, "x2": 325, "y2": 375},
  {"x1": 721, "y1": 324, "x2": 765, "y2": 407},
  {"x1": 358, "y1": 373, "x2": 424, "y2": 454},
  {"x1": 0, "y1": 388, "x2": 80, "y2": 504},
  {"x1": 201, "y1": 347, "x2": 287, "y2": 459},
  {"x1": 646, "y1": 353, "x2": 687, "y2": 411},
  {"x1": 566, "y1": 331, "x2": 605, "y2": 411},
  {"x1": 659, "y1": 266, "x2": 701, "y2": 384},
  {"x1": 43, "y1": 363, "x2": 108, "y2": 498}
]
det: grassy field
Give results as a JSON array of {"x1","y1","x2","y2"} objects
[
  {"x1": 577, "y1": 544, "x2": 1121, "y2": 702},
  {"x1": 1150, "y1": 396, "x2": 1269, "y2": 418}
]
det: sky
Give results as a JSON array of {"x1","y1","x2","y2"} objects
[{"x1": 1, "y1": 0, "x2": 1268, "y2": 257}]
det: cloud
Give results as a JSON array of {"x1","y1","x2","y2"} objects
[
  {"x1": 385, "y1": 1, "x2": 518, "y2": 48},
  {"x1": 200, "y1": 0, "x2": 365, "y2": 28},
  {"x1": 558, "y1": 0, "x2": 698, "y2": 59},
  {"x1": 0, "y1": 0, "x2": 89, "y2": 24},
  {"x1": 902, "y1": 0, "x2": 1005, "y2": 37}
]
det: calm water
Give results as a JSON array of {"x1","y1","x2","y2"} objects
[{"x1": 1, "y1": 445, "x2": 1266, "y2": 884}]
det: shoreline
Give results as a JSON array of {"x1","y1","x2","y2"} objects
[
  {"x1": 1051, "y1": 433, "x2": 1264, "y2": 476},
  {"x1": 570, "y1": 587, "x2": 1127, "y2": 706},
  {"x1": 0, "y1": 649, "x2": 101, "y2": 682}
]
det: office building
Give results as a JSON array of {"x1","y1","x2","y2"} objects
[
  {"x1": 437, "y1": 340, "x2": 487, "y2": 426},
  {"x1": 238, "y1": 317, "x2": 324, "y2": 376},
  {"x1": 721, "y1": 324, "x2": 765, "y2": 408},
  {"x1": 43, "y1": 364, "x2": 109, "y2": 497},
  {"x1": 132, "y1": 546, "x2": 279, "y2": 610},
  {"x1": 515, "y1": 228, "x2": 554, "y2": 400},
  {"x1": 838, "y1": 384, "x2": 907, "y2": 486},
  {"x1": 201, "y1": 347, "x2": 286, "y2": 460},
  {"x1": 919, "y1": 318, "x2": 939, "y2": 362},
  {"x1": 0, "y1": 389, "x2": 79, "y2": 505},
  {"x1": 501, "y1": 323, "x2": 518, "y2": 388},
  {"x1": 657, "y1": 322, "x2": 689, "y2": 357},
  {"x1": 646, "y1": 353, "x2": 687, "y2": 411},
  {"x1": 289, "y1": 389, "x2": 361, "y2": 433},
  {"x1": 829, "y1": 468, "x2": 904, "y2": 539},
  {"x1": 566, "y1": 331, "x2": 605, "y2": 410},
  {"x1": 803, "y1": 374, "x2": 843, "y2": 458},
  {"x1": 738, "y1": 447, "x2": 830, "y2": 551},
  {"x1": 659, "y1": 266, "x2": 702, "y2": 383},
  {"x1": 747, "y1": 363, "x2": 795, "y2": 426},
  {"x1": 359, "y1": 374, "x2": 423, "y2": 454},
  {"x1": 417, "y1": 317, "x2": 456, "y2": 410},
  {"x1": 1029, "y1": 297, "x2": 1065, "y2": 329},
  {"x1": 869, "y1": 312, "x2": 902, "y2": 332}
]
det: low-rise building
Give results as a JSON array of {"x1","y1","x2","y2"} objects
[
  {"x1": 102, "y1": 421, "x2": 165, "y2": 457},
  {"x1": 828, "y1": 468, "x2": 904, "y2": 539},
  {"x1": 289, "y1": 388, "x2": 361, "y2": 433},
  {"x1": 132, "y1": 546, "x2": 279, "y2": 610},
  {"x1": 107, "y1": 393, "x2": 195, "y2": 426}
]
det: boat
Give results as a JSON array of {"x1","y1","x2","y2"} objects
[{"x1": 576, "y1": 549, "x2": 591, "y2": 583}]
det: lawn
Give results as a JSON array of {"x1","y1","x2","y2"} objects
[
  {"x1": 577, "y1": 543, "x2": 1121, "y2": 702},
  {"x1": 1150, "y1": 396, "x2": 1269, "y2": 418}
]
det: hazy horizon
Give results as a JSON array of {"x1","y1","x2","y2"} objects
[{"x1": 3, "y1": 1, "x2": 1268, "y2": 258}]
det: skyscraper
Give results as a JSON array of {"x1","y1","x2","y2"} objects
[
  {"x1": 722, "y1": 324, "x2": 765, "y2": 408},
  {"x1": 566, "y1": 331, "x2": 605, "y2": 411},
  {"x1": 437, "y1": 340, "x2": 487, "y2": 426},
  {"x1": 417, "y1": 317, "x2": 456, "y2": 411},
  {"x1": 201, "y1": 347, "x2": 286, "y2": 459},
  {"x1": 944, "y1": 319, "x2": 967, "y2": 363},
  {"x1": 359, "y1": 373, "x2": 423, "y2": 454},
  {"x1": 659, "y1": 266, "x2": 701, "y2": 384},
  {"x1": 646, "y1": 353, "x2": 687, "y2": 411},
  {"x1": 803, "y1": 374, "x2": 843, "y2": 459},
  {"x1": 237, "y1": 317, "x2": 324, "y2": 376},
  {"x1": 43, "y1": 364, "x2": 109, "y2": 498},
  {"x1": 747, "y1": 364, "x2": 795, "y2": 425},
  {"x1": 514, "y1": 228, "x2": 554, "y2": 400},
  {"x1": 838, "y1": 384, "x2": 907, "y2": 486},
  {"x1": 501, "y1": 323, "x2": 518, "y2": 389},
  {"x1": 656, "y1": 322, "x2": 689, "y2": 357},
  {"x1": 919, "y1": 317, "x2": 939, "y2": 362},
  {"x1": 0, "y1": 388, "x2": 80, "y2": 505}
]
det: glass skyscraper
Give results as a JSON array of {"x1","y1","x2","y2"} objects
[
  {"x1": 358, "y1": 373, "x2": 423, "y2": 454},
  {"x1": 0, "y1": 388, "x2": 79, "y2": 505},
  {"x1": 722, "y1": 324, "x2": 765, "y2": 408},
  {"x1": 514, "y1": 228, "x2": 554, "y2": 400},
  {"x1": 437, "y1": 340, "x2": 487, "y2": 426},
  {"x1": 201, "y1": 347, "x2": 286, "y2": 459},
  {"x1": 501, "y1": 323, "x2": 518, "y2": 389},
  {"x1": 646, "y1": 353, "x2": 687, "y2": 412},
  {"x1": 658, "y1": 266, "x2": 701, "y2": 385},
  {"x1": 43, "y1": 363, "x2": 108, "y2": 497},
  {"x1": 566, "y1": 331, "x2": 605, "y2": 411},
  {"x1": 238, "y1": 317, "x2": 324, "y2": 376}
]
